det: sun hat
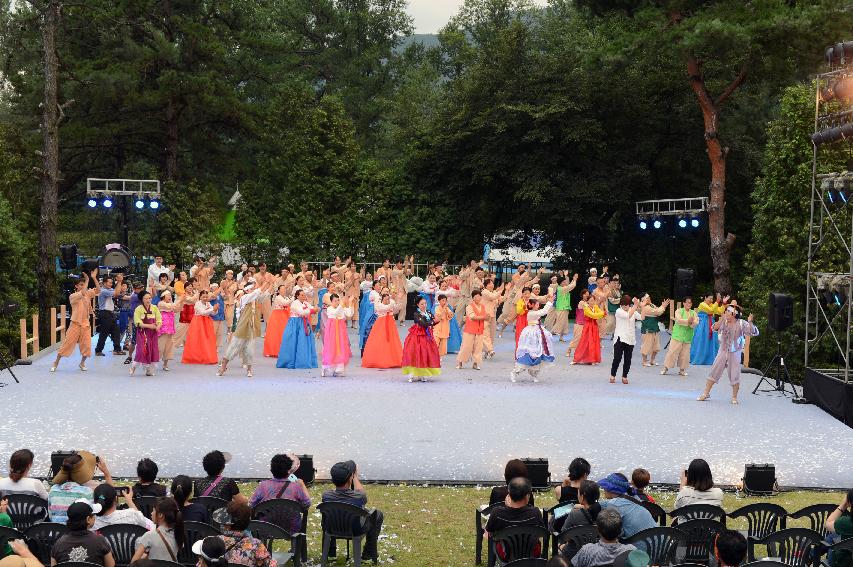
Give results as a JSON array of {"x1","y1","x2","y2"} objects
[
  {"x1": 598, "y1": 473, "x2": 630, "y2": 495},
  {"x1": 52, "y1": 451, "x2": 98, "y2": 485}
]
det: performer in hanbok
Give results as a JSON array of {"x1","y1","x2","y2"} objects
[
  {"x1": 573, "y1": 295, "x2": 605, "y2": 365},
  {"x1": 209, "y1": 283, "x2": 226, "y2": 350},
  {"x1": 181, "y1": 290, "x2": 219, "y2": 365},
  {"x1": 362, "y1": 294, "x2": 403, "y2": 369},
  {"x1": 550, "y1": 274, "x2": 577, "y2": 341},
  {"x1": 511, "y1": 295, "x2": 555, "y2": 382},
  {"x1": 51, "y1": 269, "x2": 100, "y2": 373},
  {"x1": 219, "y1": 279, "x2": 272, "y2": 377},
  {"x1": 419, "y1": 274, "x2": 439, "y2": 312},
  {"x1": 697, "y1": 306, "x2": 759, "y2": 404},
  {"x1": 220, "y1": 270, "x2": 238, "y2": 331},
  {"x1": 156, "y1": 290, "x2": 182, "y2": 372},
  {"x1": 392, "y1": 256, "x2": 412, "y2": 325},
  {"x1": 433, "y1": 294, "x2": 454, "y2": 356},
  {"x1": 455, "y1": 290, "x2": 487, "y2": 370},
  {"x1": 358, "y1": 279, "x2": 383, "y2": 353},
  {"x1": 661, "y1": 297, "x2": 698, "y2": 377},
  {"x1": 256, "y1": 263, "x2": 274, "y2": 329},
  {"x1": 321, "y1": 294, "x2": 355, "y2": 377},
  {"x1": 514, "y1": 287, "x2": 533, "y2": 353},
  {"x1": 566, "y1": 289, "x2": 590, "y2": 359},
  {"x1": 130, "y1": 291, "x2": 162, "y2": 376},
  {"x1": 690, "y1": 293, "x2": 727, "y2": 365},
  {"x1": 402, "y1": 297, "x2": 441, "y2": 382},
  {"x1": 263, "y1": 285, "x2": 292, "y2": 357},
  {"x1": 605, "y1": 275, "x2": 622, "y2": 337},
  {"x1": 277, "y1": 288, "x2": 319, "y2": 369},
  {"x1": 173, "y1": 281, "x2": 198, "y2": 348},
  {"x1": 639, "y1": 295, "x2": 672, "y2": 367}
]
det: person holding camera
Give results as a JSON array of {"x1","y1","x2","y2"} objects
[
  {"x1": 321, "y1": 461, "x2": 384, "y2": 562},
  {"x1": 92, "y1": 484, "x2": 154, "y2": 530},
  {"x1": 48, "y1": 451, "x2": 114, "y2": 524},
  {"x1": 697, "y1": 305, "x2": 759, "y2": 404},
  {"x1": 249, "y1": 454, "x2": 311, "y2": 534}
]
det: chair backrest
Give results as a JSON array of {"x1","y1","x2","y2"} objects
[
  {"x1": 134, "y1": 496, "x2": 160, "y2": 520},
  {"x1": 251, "y1": 498, "x2": 307, "y2": 532},
  {"x1": 191, "y1": 496, "x2": 230, "y2": 519},
  {"x1": 624, "y1": 527, "x2": 686, "y2": 566},
  {"x1": 557, "y1": 524, "x2": 600, "y2": 561},
  {"x1": 670, "y1": 504, "x2": 726, "y2": 525},
  {"x1": 55, "y1": 562, "x2": 108, "y2": 567},
  {"x1": 24, "y1": 522, "x2": 70, "y2": 566},
  {"x1": 98, "y1": 523, "x2": 149, "y2": 567},
  {"x1": 478, "y1": 502, "x2": 506, "y2": 529},
  {"x1": 750, "y1": 528, "x2": 823, "y2": 567},
  {"x1": 247, "y1": 519, "x2": 296, "y2": 552},
  {"x1": 742, "y1": 562, "x2": 790, "y2": 567},
  {"x1": 178, "y1": 521, "x2": 222, "y2": 566},
  {"x1": 640, "y1": 501, "x2": 669, "y2": 527},
  {"x1": 675, "y1": 519, "x2": 726, "y2": 564},
  {"x1": 503, "y1": 559, "x2": 548, "y2": 567},
  {"x1": 788, "y1": 504, "x2": 837, "y2": 537},
  {"x1": 491, "y1": 525, "x2": 549, "y2": 563},
  {"x1": 6, "y1": 494, "x2": 49, "y2": 530},
  {"x1": 317, "y1": 502, "x2": 370, "y2": 539},
  {"x1": 728, "y1": 503, "x2": 788, "y2": 540},
  {"x1": 149, "y1": 561, "x2": 185, "y2": 567}
]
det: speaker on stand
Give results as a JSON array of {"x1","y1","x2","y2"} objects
[{"x1": 753, "y1": 292, "x2": 798, "y2": 397}]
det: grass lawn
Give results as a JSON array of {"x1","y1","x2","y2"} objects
[{"x1": 226, "y1": 482, "x2": 844, "y2": 566}]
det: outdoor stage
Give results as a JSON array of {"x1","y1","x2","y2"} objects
[{"x1": 2, "y1": 325, "x2": 850, "y2": 488}]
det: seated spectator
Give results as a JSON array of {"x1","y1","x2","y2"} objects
[
  {"x1": 50, "y1": 500, "x2": 116, "y2": 567},
  {"x1": 3, "y1": 539, "x2": 45, "y2": 567},
  {"x1": 548, "y1": 557, "x2": 570, "y2": 567},
  {"x1": 485, "y1": 477, "x2": 544, "y2": 564},
  {"x1": 131, "y1": 497, "x2": 185, "y2": 562},
  {"x1": 570, "y1": 509, "x2": 636, "y2": 567},
  {"x1": 1, "y1": 495, "x2": 12, "y2": 556},
  {"x1": 597, "y1": 473, "x2": 656, "y2": 539},
  {"x1": 132, "y1": 458, "x2": 167, "y2": 498},
  {"x1": 194, "y1": 451, "x2": 243, "y2": 502},
  {"x1": 714, "y1": 530, "x2": 747, "y2": 567},
  {"x1": 48, "y1": 451, "x2": 114, "y2": 524},
  {"x1": 322, "y1": 461, "x2": 384, "y2": 562},
  {"x1": 490, "y1": 459, "x2": 536, "y2": 507},
  {"x1": 630, "y1": 468, "x2": 655, "y2": 503},
  {"x1": 675, "y1": 459, "x2": 723, "y2": 509},
  {"x1": 172, "y1": 475, "x2": 209, "y2": 523},
  {"x1": 556, "y1": 458, "x2": 591, "y2": 504},
  {"x1": 192, "y1": 536, "x2": 228, "y2": 567},
  {"x1": 214, "y1": 501, "x2": 277, "y2": 567},
  {"x1": 0, "y1": 450, "x2": 49, "y2": 499},
  {"x1": 826, "y1": 489, "x2": 853, "y2": 567},
  {"x1": 248, "y1": 454, "x2": 311, "y2": 534},
  {"x1": 92, "y1": 484, "x2": 154, "y2": 530},
  {"x1": 560, "y1": 480, "x2": 601, "y2": 533}
]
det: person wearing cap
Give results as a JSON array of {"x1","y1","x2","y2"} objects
[
  {"x1": 249, "y1": 454, "x2": 311, "y2": 534},
  {"x1": 50, "y1": 500, "x2": 115, "y2": 567},
  {"x1": 595, "y1": 473, "x2": 656, "y2": 539},
  {"x1": 322, "y1": 461, "x2": 384, "y2": 561},
  {"x1": 48, "y1": 452, "x2": 113, "y2": 524},
  {"x1": 214, "y1": 501, "x2": 277, "y2": 567},
  {"x1": 697, "y1": 304, "x2": 758, "y2": 404},
  {"x1": 565, "y1": 508, "x2": 636, "y2": 567},
  {"x1": 193, "y1": 451, "x2": 243, "y2": 503},
  {"x1": 192, "y1": 536, "x2": 228, "y2": 567},
  {"x1": 91, "y1": 484, "x2": 154, "y2": 531}
]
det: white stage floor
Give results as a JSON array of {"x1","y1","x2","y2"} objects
[{"x1": 1, "y1": 324, "x2": 849, "y2": 488}]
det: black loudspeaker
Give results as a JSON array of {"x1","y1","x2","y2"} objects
[
  {"x1": 673, "y1": 268, "x2": 695, "y2": 300},
  {"x1": 521, "y1": 458, "x2": 551, "y2": 490},
  {"x1": 81, "y1": 259, "x2": 100, "y2": 274},
  {"x1": 59, "y1": 244, "x2": 78, "y2": 270},
  {"x1": 50, "y1": 450, "x2": 78, "y2": 478},
  {"x1": 768, "y1": 293, "x2": 794, "y2": 331},
  {"x1": 742, "y1": 463, "x2": 777, "y2": 495},
  {"x1": 294, "y1": 454, "x2": 316, "y2": 486}
]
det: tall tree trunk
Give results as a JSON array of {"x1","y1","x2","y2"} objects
[
  {"x1": 37, "y1": 0, "x2": 61, "y2": 324},
  {"x1": 687, "y1": 56, "x2": 744, "y2": 295},
  {"x1": 165, "y1": 97, "x2": 178, "y2": 181}
]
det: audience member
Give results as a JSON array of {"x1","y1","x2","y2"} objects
[
  {"x1": 630, "y1": 469, "x2": 655, "y2": 503},
  {"x1": 249, "y1": 454, "x2": 311, "y2": 534},
  {"x1": 714, "y1": 530, "x2": 747, "y2": 567},
  {"x1": 0, "y1": 450, "x2": 49, "y2": 499},
  {"x1": 3, "y1": 540, "x2": 44, "y2": 567},
  {"x1": 322, "y1": 461, "x2": 384, "y2": 562},
  {"x1": 485, "y1": 477, "x2": 544, "y2": 564},
  {"x1": 560, "y1": 480, "x2": 601, "y2": 533},
  {"x1": 172, "y1": 475, "x2": 210, "y2": 523},
  {"x1": 596, "y1": 473, "x2": 656, "y2": 538},
  {"x1": 569, "y1": 509, "x2": 636, "y2": 567},
  {"x1": 1, "y1": 495, "x2": 12, "y2": 556},
  {"x1": 490, "y1": 459, "x2": 536, "y2": 507},
  {"x1": 194, "y1": 451, "x2": 243, "y2": 503},
  {"x1": 92, "y1": 484, "x2": 154, "y2": 530},
  {"x1": 132, "y1": 458, "x2": 168, "y2": 498},
  {"x1": 826, "y1": 489, "x2": 853, "y2": 567},
  {"x1": 547, "y1": 557, "x2": 571, "y2": 567},
  {"x1": 48, "y1": 452, "x2": 113, "y2": 524},
  {"x1": 556, "y1": 458, "x2": 591, "y2": 503},
  {"x1": 674, "y1": 459, "x2": 723, "y2": 509},
  {"x1": 214, "y1": 501, "x2": 277, "y2": 567},
  {"x1": 131, "y1": 497, "x2": 185, "y2": 562},
  {"x1": 192, "y1": 536, "x2": 228, "y2": 567},
  {"x1": 50, "y1": 500, "x2": 116, "y2": 567}
]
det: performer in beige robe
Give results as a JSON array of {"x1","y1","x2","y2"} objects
[
  {"x1": 480, "y1": 279, "x2": 505, "y2": 358},
  {"x1": 640, "y1": 295, "x2": 672, "y2": 367}
]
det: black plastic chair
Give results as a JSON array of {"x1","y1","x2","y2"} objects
[
  {"x1": 247, "y1": 519, "x2": 298, "y2": 567},
  {"x1": 149, "y1": 562, "x2": 185, "y2": 567},
  {"x1": 98, "y1": 523, "x2": 149, "y2": 567},
  {"x1": 134, "y1": 495, "x2": 160, "y2": 520},
  {"x1": 742, "y1": 562, "x2": 790, "y2": 567},
  {"x1": 746, "y1": 527, "x2": 823, "y2": 567},
  {"x1": 670, "y1": 505, "x2": 727, "y2": 526},
  {"x1": 730, "y1": 502, "x2": 788, "y2": 556},
  {"x1": 641, "y1": 501, "x2": 670, "y2": 527},
  {"x1": 788, "y1": 505, "x2": 838, "y2": 538},
  {"x1": 252, "y1": 498, "x2": 309, "y2": 563},
  {"x1": 191, "y1": 496, "x2": 230, "y2": 522},
  {"x1": 317, "y1": 501, "x2": 375, "y2": 567},
  {"x1": 624, "y1": 526, "x2": 687, "y2": 566},
  {"x1": 820, "y1": 535, "x2": 853, "y2": 567},
  {"x1": 504, "y1": 559, "x2": 548, "y2": 567},
  {"x1": 178, "y1": 521, "x2": 222, "y2": 567},
  {"x1": 675, "y1": 518, "x2": 726, "y2": 565},
  {"x1": 475, "y1": 502, "x2": 504, "y2": 565},
  {"x1": 5, "y1": 494, "x2": 49, "y2": 530},
  {"x1": 490, "y1": 525, "x2": 548, "y2": 565},
  {"x1": 556, "y1": 524, "x2": 599, "y2": 561},
  {"x1": 24, "y1": 522, "x2": 70, "y2": 565},
  {"x1": 0, "y1": 525, "x2": 26, "y2": 543}
]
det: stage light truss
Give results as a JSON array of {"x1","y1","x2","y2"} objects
[
  {"x1": 86, "y1": 178, "x2": 161, "y2": 209},
  {"x1": 635, "y1": 197, "x2": 707, "y2": 231}
]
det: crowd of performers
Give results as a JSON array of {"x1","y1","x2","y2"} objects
[{"x1": 50, "y1": 256, "x2": 758, "y2": 402}]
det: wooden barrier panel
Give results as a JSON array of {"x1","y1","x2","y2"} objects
[{"x1": 19, "y1": 313, "x2": 39, "y2": 359}]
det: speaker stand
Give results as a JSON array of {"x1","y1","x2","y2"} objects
[{"x1": 752, "y1": 335, "x2": 797, "y2": 397}]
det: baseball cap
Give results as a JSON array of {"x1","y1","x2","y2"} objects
[
  {"x1": 192, "y1": 536, "x2": 226, "y2": 562},
  {"x1": 67, "y1": 499, "x2": 102, "y2": 521},
  {"x1": 330, "y1": 460, "x2": 356, "y2": 485},
  {"x1": 598, "y1": 473, "x2": 630, "y2": 495}
]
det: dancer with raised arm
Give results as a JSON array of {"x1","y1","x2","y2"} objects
[
  {"x1": 156, "y1": 290, "x2": 183, "y2": 372},
  {"x1": 322, "y1": 294, "x2": 355, "y2": 377},
  {"x1": 697, "y1": 306, "x2": 759, "y2": 405},
  {"x1": 277, "y1": 288, "x2": 319, "y2": 369},
  {"x1": 661, "y1": 297, "x2": 698, "y2": 377},
  {"x1": 182, "y1": 290, "x2": 219, "y2": 365},
  {"x1": 609, "y1": 295, "x2": 643, "y2": 384},
  {"x1": 690, "y1": 293, "x2": 727, "y2": 365},
  {"x1": 219, "y1": 278, "x2": 272, "y2": 377},
  {"x1": 511, "y1": 294, "x2": 554, "y2": 383},
  {"x1": 573, "y1": 295, "x2": 605, "y2": 365},
  {"x1": 263, "y1": 285, "x2": 292, "y2": 357},
  {"x1": 51, "y1": 269, "x2": 100, "y2": 373},
  {"x1": 362, "y1": 293, "x2": 403, "y2": 369}
]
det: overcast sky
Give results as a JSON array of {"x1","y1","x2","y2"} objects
[{"x1": 407, "y1": 0, "x2": 548, "y2": 34}]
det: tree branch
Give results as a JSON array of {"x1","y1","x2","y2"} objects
[
  {"x1": 714, "y1": 64, "x2": 748, "y2": 107},
  {"x1": 686, "y1": 56, "x2": 716, "y2": 116}
]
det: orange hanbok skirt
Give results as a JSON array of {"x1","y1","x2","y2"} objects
[
  {"x1": 361, "y1": 315, "x2": 403, "y2": 368},
  {"x1": 263, "y1": 307, "x2": 291, "y2": 357},
  {"x1": 182, "y1": 315, "x2": 218, "y2": 364}
]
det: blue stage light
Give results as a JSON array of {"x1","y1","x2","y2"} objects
[
  {"x1": 102, "y1": 198, "x2": 113, "y2": 208},
  {"x1": 639, "y1": 220, "x2": 647, "y2": 230},
  {"x1": 135, "y1": 199, "x2": 145, "y2": 209},
  {"x1": 653, "y1": 219, "x2": 662, "y2": 229},
  {"x1": 678, "y1": 218, "x2": 687, "y2": 229},
  {"x1": 149, "y1": 200, "x2": 160, "y2": 210},
  {"x1": 691, "y1": 218, "x2": 700, "y2": 228},
  {"x1": 87, "y1": 198, "x2": 98, "y2": 208}
]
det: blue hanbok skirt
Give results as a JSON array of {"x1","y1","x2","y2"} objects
[
  {"x1": 276, "y1": 317, "x2": 317, "y2": 369},
  {"x1": 690, "y1": 312, "x2": 719, "y2": 365},
  {"x1": 447, "y1": 315, "x2": 463, "y2": 354}
]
